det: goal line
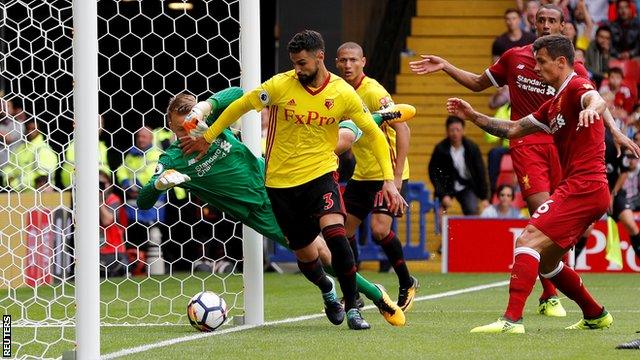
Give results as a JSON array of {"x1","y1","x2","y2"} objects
[{"x1": 101, "y1": 280, "x2": 509, "y2": 360}]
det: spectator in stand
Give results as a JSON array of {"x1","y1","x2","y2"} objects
[
  {"x1": 568, "y1": 0, "x2": 610, "y2": 25},
  {"x1": 492, "y1": 8, "x2": 537, "y2": 62},
  {"x1": 99, "y1": 169, "x2": 128, "y2": 278},
  {"x1": 486, "y1": 87, "x2": 511, "y2": 197},
  {"x1": 60, "y1": 115, "x2": 110, "y2": 189},
  {"x1": 563, "y1": 21, "x2": 579, "y2": 45},
  {"x1": 608, "y1": 0, "x2": 640, "y2": 59},
  {"x1": 571, "y1": 0, "x2": 596, "y2": 50},
  {"x1": 115, "y1": 126, "x2": 166, "y2": 256},
  {"x1": 0, "y1": 98, "x2": 25, "y2": 184},
  {"x1": 2, "y1": 119, "x2": 58, "y2": 191},
  {"x1": 428, "y1": 116, "x2": 489, "y2": 216},
  {"x1": 585, "y1": 25, "x2": 612, "y2": 86},
  {"x1": 599, "y1": 67, "x2": 638, "y2": 126},
  {"x1": 518, "y1": 0, "x2": 541, "y2": 35},
  {"x1": 481, "y1": 184, "x2": 524, "y2": 218},
  {"x1": 607, "y1": 0, "x2": 638, "y2": 21}
]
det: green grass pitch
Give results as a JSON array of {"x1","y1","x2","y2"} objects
[{"x1": 2, "y1": 272, "x2": 639, "y2": 359}]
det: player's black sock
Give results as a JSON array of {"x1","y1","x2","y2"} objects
[
  {"x1": 297, "y1": 257, "x2": 333, "y2": 294},
  {"x1": 322, "y1": 224, "x2": 358, "y2": 310},
  {"x1": 347, "y1": 235, "x2": 360, "y2": 265},
  {"x1": 630, "y1": 233, "x2": 640, "y2": 260},
  {"x1": 374, "y1": 231, "x2": 412, "y2": 288},
  {"x1": 574, "y1": 235, "x2": 588, "y2": 258}
]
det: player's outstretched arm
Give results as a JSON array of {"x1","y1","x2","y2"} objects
[
  {"x1": 351, "y1": 111, "x2": 407, "y2": 214},
  {"x1": 409, "y1": 55, "x2": 492, "y2": 92},
  {"x1": 447, "y1": 98, "x2": 540, "y2": 139},
  {"x1": 602, "y1": 107, "x2": 639, "y2": 157},
  {"x1": 137, "y1": 169, "x2": 191, "y2": 209},
  {"x1": 181, "y1": 92, "x2": 254, "y2": 160}
]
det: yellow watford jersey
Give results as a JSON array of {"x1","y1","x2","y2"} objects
[
  {"x1": 351, "y1": 76, "x2": 410, "y2": 181},
  {"x1": 246, "y1": 70, "x2": 390, "y2": 188}
]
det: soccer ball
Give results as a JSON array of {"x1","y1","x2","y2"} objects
[{"x1": 187, "y1": 291, "x2": 228, "y2": 332}]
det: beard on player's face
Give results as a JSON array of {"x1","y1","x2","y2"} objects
[{"x1": 298, "y1": 66, "x2": 319, "y2": 86}]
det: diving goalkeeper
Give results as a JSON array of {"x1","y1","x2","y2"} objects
[{"x1": 137, "y1": 87, "x2": 415, "y2": 327}]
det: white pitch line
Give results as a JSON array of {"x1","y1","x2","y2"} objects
[{"x1": 101, "y1": 280, "x2": 509, "y2": 360}]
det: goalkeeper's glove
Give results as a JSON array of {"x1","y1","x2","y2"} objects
[
  {"x1": 154, "y1": 169, "x2": 191, "y2": 191},
  {"x1": 182, "y1": 107, "x2": 210, "y2": 138}
]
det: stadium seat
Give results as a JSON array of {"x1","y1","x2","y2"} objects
[
  {"x1": 499, "y1": 153, "x2": 513, "y2": 172},
  {"x1": 495, "y1": 170, "x2": 517, "y2": 188}
]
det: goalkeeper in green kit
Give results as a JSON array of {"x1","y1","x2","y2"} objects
[{"x1": 138, "y1": 87, "x2": 415, "y2": 327}]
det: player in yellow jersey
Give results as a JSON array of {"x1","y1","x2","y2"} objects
[
  {"x1": 180, "y1": 30, "x2": 406, "y2": 330},
  {"x1": 336, "y1": 42, "x2": 419, "y2": 312}
]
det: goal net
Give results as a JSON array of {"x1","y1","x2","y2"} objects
[{"x1": 0, "y1": 1, "x2": 258, "y2": 358}]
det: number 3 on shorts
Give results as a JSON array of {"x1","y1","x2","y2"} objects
[
  {"x1": 532, "y1": 199, "x2": 554, "y2": 219},
  {"x1": 323, "y1": 193, "x2": 334, "y2": 210}
]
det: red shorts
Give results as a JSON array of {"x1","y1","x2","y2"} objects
[
  {"x1": 529, "y1": 179, "x2": 609, "y2": 249},
  {"x1": 510, "y1": 144, "x2": 562, "y2": 199}
]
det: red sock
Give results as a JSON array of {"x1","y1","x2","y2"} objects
[
  {"x1": 504, "y1": 248, "x2": 540, "y2": 322},
  {"x1": 538, "y1": 276, "x2": 558, "y2": 300},
  {"x1": 544, "y1": 263, "x2": 603, "y2": 319},
  {"x1": 539, "y1": 253, "x2": 570, "y2": 300}
]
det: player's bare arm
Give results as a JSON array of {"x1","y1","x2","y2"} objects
[
  {"x1": 351, "y1": 111, "x2": 407, "y2": 214},
  {"x1": 446, "y1": 97, "x2": 540, "y2": 139},
  {"x1": 409, "y1": 55, "x2": 492, "y2": 92},
  {"x1": 578, "y1": 91, "x2": 606, "y2": 128},
  {"x1": 602, "y1": 108, "x2": 640, "y2": 158},
  {"x1": 389, "y1": 121, "x2": 410, "y2": 190}
]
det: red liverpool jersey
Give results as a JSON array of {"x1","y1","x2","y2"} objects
[
  {"x1": 528, "y1": 73, "x2": 606, "y2": 183},
  {"x1": 486, "y1": 44, "x2": 589, "y2": 148}
]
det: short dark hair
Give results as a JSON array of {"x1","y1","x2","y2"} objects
[
  {"x1": 446, "y1": 115, "x2": 464, "y2": 128},
  {"x1": 609, "y1": 67, "x2": 624, "y2": 77},
  {"x1": 533, "y1": 35, "x2": 575, "y2": 65},
  {"x1": 596, "y1": 25, "x2": 611, "y2": 36},
  {"x1": 617, "y1": 0, "x2": 630, "y2": 6},
  {"x1": 497, "y1": 184, "x2": 515, "y2": 198},
  {"x1": 537, "y1": 4, "x2": 565, "y2": 22},
  {"x1": 504, "y1": 8, "x2": 519, "y2": 17},
  {"x1": 287, "y1": 30, "x2": 325, "y2": 54}
]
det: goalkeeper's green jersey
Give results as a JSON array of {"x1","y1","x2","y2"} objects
[
  {"x1": 137, "y1": 86, "x2": 269, "y2": 220},
  {"x1": 138, "y1": 130, "x2": 269, "y2": 220}
]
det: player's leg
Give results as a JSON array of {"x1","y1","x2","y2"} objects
[
  {"x1": 264, "y1": 186, "x2": 346, "y2": 326},
  {"x1": 319, "y1": 212, "x2": 369, "y2": 330},
  {"x1": 616, "y1": 197, "x2": 640, "y2": 260},
  {"x1": 244, "y1": 201, "x2": 404, "y2": 325},
  {"x1": 525, "y1": 191, "x2": 565, "y2": 316},
  {"x1": 311, "y1": 235, "x2": 405, "y2": 326},
  {"x1": 539, "y1": 246, "x2": 612, "y2": 330},
  {"x1": 370, "y1": 211, "x2": 418, "y2": 311},
  {"x1": 514, "y1": 143, "x2": 566, "y2": 316},
  {"x1": 471, "y1": 224, "x2": 552, "y2": 333},
  {"x1": 344, "y1": 214, "x2": 363, "y2": 266},
  {"x1": 342, "y1": 179, "x2": 406, "y2": 324}
]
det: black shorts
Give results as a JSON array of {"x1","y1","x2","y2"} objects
[
  {"x1": 343, "y1": 179, "x2": 408, "y2": 221},
  {"x1": 266, "y1": 171, "x2": 345, "y2": 250},
  {"x1": 611, "y1": 189, "x2": 631, "y2": 221}
]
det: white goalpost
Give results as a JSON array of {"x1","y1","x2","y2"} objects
[
  {"x1": 72, "y1": 0, "x2": 100, "y2": 358},
  {"x1": 0, "y1": 0, "x2": 263, "y2": 358}
]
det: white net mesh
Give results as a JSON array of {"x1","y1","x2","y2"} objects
[{"x1": 0, "y1": 1, "x2": 245, "y2": 358}]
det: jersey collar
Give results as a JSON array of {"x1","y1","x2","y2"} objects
[
  {"x1": 303, "y1": 72, "x2": 331, "y2": 96},
  {"x1": 353, "y1": 73, "x2": 366, "y2": 90},
  {"x1": 555, "y1": 71, "x2": 577, "y2": 98}
]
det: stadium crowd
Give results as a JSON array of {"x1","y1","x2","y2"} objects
[{"x1": 429, "y1": 0, "x2": 640, "y2": 218}]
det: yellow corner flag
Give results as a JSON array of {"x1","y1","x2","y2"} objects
[{"x1": 605, "y1": 216, "x2": 623, "y2": 268}]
